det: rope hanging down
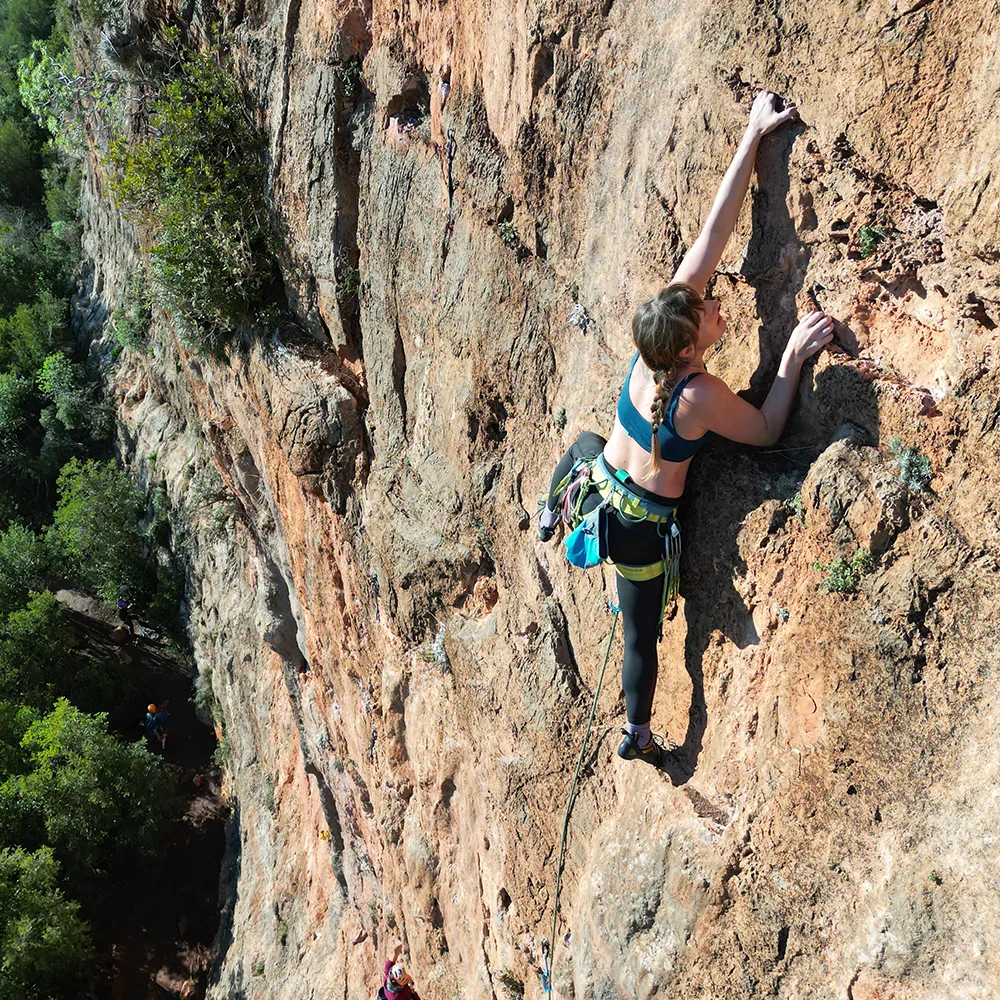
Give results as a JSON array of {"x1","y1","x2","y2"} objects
[{"x1": 543, "y1": 601, "x2": 621, "y2": 996}]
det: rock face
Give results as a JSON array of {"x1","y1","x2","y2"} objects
[{"x1": 85, "y1": 0, "x2": 1000, "y2": 997}]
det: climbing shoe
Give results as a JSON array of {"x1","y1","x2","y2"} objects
[
  {"x1": 617, "y1": 729, "x2": 669, "y2": 769},
  {"x1": 537, "y1": 501, "x2": 560, "y2": 542}
]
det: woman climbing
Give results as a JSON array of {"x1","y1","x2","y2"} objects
[{"x1": 539, "y1": 91, "x2": 834, "y2": 769}]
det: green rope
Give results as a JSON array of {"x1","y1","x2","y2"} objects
[{"x1": 545, "y1": 603, "x2": 620, "y2": 995}]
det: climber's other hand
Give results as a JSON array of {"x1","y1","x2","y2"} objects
[
  {"x1": 747, "y1": 90, "x2": 798, "y2": 137},
  {"x1": 786, "y1": 310, "x2": 834, "y2": 364}
]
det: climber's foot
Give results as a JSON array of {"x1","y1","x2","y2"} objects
[
  {"x1": 537, "y1": 501, "x2": 560, "y2": 542},
  {"x1": 616, "y1": 729, "x2": 669, "y2": 770}
]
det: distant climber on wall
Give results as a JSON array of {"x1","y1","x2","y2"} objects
[
  {"x1": 378, "y1": 944, "x2": 420, "y2": 1000},
  {"x1": 539, "y1": 91, "x2": 834, "y2": 770}
]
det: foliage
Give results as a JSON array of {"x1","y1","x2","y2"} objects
[
  {"x1": 18, "y1": 39, "x2": 123, "y2": 152},
  {"x1": 0, "y1": 289, "x2": 67, "y2": 376},
  {"x1": 0, "y1": 219, "x2": 40, "y2": 316},
  {"x1": 0, "y1": 0, "x2": 56, "y2": 61},
  {"x1": 41, "y1": 158, "x2": 80, "y2": 226},
  {"x1": 37, "y1": 351, "x2": 106, "y2": 434},
  {"x1": 888, "y1": 436, "x2": 932, "y2": 493},
  {"x1": 0, "y1": 116, "x2": 42, "y2": 205},
  {"x1": 333, "y1": 57, "x2": 361, "y2": 93},
  {"x1": 334, "y1": 251, "x2": 360, "y2": 306},
  {"x1": 0, "y1": 591, "x2": 71, "y2": 709},
  {"x1": 553, "y1": 406, "x2": 567, "y2": 431},
  {"x1": 0, "y1": 372, "x2": 31, "y2": 431},
  {"x1": 857, "y1": 224, "x2": 889, "y2": 259},
  {"x1": 108, "y1": 269, "x2": 151, "y2": 352},
  {"x1": 9, "y1": 698, "x2": 175, "y2": 877},
  {"x1": 790, "y1": 490, "x2": 806, "y2": 526},
  {"x1": 0, "y1": 523, "x2": 47, "y2": 616},
  {"x1": 16, "y1": 39, "x2": 77, "y2": 140},
  {"x1": 0, "y1": 845, "x2": 91, "y2": 1000},
  {"x1": 49, "y1": 458, "x2": 147, "y2": 602},
  {"x1": 497, "y1": 970, "x2": 525, "y2": 1000},
  {"x1": 498, "y1": 219, "x2": 519, "y2": 248},
  {"x1": 106, "y1": 49, "x2": 276, "y2": 354},
  {"x1": 814, "y1": 547, "x2": 875, "y2": 594}
]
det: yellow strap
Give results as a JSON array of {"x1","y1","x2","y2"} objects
[
  {"x1": 613, "y1": 560, "x2": 665, "y2": 582},
  {"x1": 591, "y1": 462, "x2": 675, "y2": 524}
]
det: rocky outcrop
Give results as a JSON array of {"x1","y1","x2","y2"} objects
[{"x1": 84, "y1": 0, "x2": 1000, "y2": 997}]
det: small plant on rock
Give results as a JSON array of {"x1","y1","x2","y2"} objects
[
  {"x1": 814, "y1": 547, "x2": 874, "y2": 594},
  {"x1": 497, "y1": 970, "x2": 525, "y2": 1000},
  {"x1": 929, "y1": 871, "x2": 943, "y2": 885},
  {"x1": 334, "y1": 57, "x2": 362, "y2": 94},
  {"x1": 888, "y1": 436, "x2": 932, "y2": 492},
  {"x1": 857, "y1": 224, "x2": 890, "y2": 259},
  {"x1": 109, "y1": 269, "x2": 152, "y2": 352},
  {"x1": 553, "y1": 406, "x2": 567, "y2": 431},
  {"x1": 335, "y1": 250, "x2": 361, "y2": 306},
  {"x1": 498, "y1": 219, "x2": 519, "y2": 248},
  {"x1": 790, "y1": 491, "x2": 806, "y2": 526}
]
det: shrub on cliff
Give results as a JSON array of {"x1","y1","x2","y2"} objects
[{"x1": 106, "y1": 47, "x2": 277, "y2": 355}]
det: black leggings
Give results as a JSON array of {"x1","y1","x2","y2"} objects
[{"x1": 547, "y1": 433, "x2": 679, "y2": 726}]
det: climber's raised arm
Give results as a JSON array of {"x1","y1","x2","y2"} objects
[{"x1": 672, "y1": 90, "x2": 798, "y2": 294}]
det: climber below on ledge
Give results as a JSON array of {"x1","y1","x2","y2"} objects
[
  {"x1": 539, "y1": 91, "x2": 834, "y2": 769},
  {"x1": 144, "y1": 704, "x2": 169, "y2": 750},
  {"x1": 378, "y1": 944, "x2": 420, "y2": 1000}
]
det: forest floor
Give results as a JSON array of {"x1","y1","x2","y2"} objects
[{"x1": 57, "y1": 591, "x2": 228, "y2": 1000}]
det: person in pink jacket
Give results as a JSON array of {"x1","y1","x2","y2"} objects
[{"x1": 380, "y1": 944, "x2": 419, "y2": 1000}]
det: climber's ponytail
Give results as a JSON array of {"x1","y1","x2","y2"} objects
[{"x1": 631, "y1": 283, "x2": 703, "y2": 481}]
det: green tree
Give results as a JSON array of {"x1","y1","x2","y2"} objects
[
  {"x1": 0, "y1": 591, "x2": 71, "y2": 708},
  {"x1": 15, "y1": 699, "x2": 174, "y2": 876},
  {"x1": 0, "y1": 845, "x2": 91, "y2": 1000},
  {"x1": 0, "y1": 222, "x2": 37, "y2": 317},
  {"x1": 0, "y1": 289, "x2": 67, "y2": 375},
  {"x1": 0, "y1": 372, "x2": 31, "y2": 431},
  {"x1": 0, "y1": 0, "x2": 56, "y2": 61},
  {"x1": 0, "y1": 523, "x2": 47, "y2": 616},
  {"x1": 49, "y1": 458, "x2": 146, "y2": 602},
  {"x1": 0, "y1": 116, "x2": 41, "y2": 205}
]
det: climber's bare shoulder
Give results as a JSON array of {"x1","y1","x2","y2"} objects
[{"x1": 679, "y1": 373, "x2": 773, "y2": 447}]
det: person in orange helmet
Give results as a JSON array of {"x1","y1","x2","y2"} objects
[
  {"x1": 144, "y1": 704, "x2": 169, "y2": 750},
  {"x1": 379, "y1": 944, "x2": 419, "y2": 1000}
]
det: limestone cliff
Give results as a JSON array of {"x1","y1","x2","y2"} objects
[{"x1": 83, "y1": 0, "x2": 1000, "y2": 997}]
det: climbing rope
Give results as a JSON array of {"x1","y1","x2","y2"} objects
[{"x1": 544, "y1": 600, "x2": 621, "y2": 995}]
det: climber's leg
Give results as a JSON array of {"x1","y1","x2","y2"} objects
[
  {"x1": 616, "y1": 571, "x2": 663, "y2": 731},
  {"x1": 538, "y1": 431, "x2": 607, "y2": 541},
  {"x1": 613, "y1": 571, "x2": 669, "y2": 767}
]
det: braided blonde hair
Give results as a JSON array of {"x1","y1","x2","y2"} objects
[{"x1": 631, "y1": 282, "x2": 704, "y2": 480}]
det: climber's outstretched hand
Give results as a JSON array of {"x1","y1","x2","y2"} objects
[
  {"x1": 747, "y1": 90, "x2": 798, "y2": 137},
  {"x1": 786, "y1": 310, "x2": 835, "y2": 365}
]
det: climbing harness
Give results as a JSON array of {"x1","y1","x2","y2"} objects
[
  {"x1": 548, "y1": 453, "x2": 682, "y2": 634},
  {"x1": 544, "y1": 599, "x2": 621, "y2": 996},
  {"x1": 445, "y1": 127, "x2": 457, "y2": 235}
]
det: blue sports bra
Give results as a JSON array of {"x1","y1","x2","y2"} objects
[{"x1": 616, "y1": 353, "x2": 714, "y2": 462}]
